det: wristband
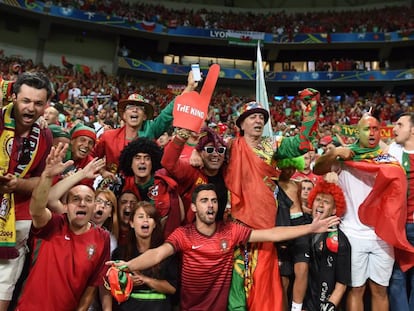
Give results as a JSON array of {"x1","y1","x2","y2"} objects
[{"x1": 176, "y1": 128, "x2": 190, "y2": 140}]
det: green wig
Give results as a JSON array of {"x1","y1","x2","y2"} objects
[{"x1": 277, "y1": 156, "x2": 306, "y2": 171}]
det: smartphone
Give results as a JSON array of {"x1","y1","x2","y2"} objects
[{"x1": 191, "y1": 64, "x2": 202, "y2": 81}]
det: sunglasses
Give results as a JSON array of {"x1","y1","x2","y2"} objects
[{"x1": 203, "y1": 146, "x2": 226, "y2": 155}]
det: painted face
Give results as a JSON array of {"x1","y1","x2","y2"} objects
[
  {"x1": 393, "y1": 115, "x2": 413, "y2": 146},
  {"x1": 118, "y1": 193, "x2": 137, "y2": 226},
  {"x1": 13, "y1": 84, "x2": 48, "y2": 132},
  {"x1": 191, "y1": 189, "x2": 218, "y2": 225},
  {"x1": 240, "y1": 113, "x2": 265, "y2": 138},
  {"x1": 66, "y1": 185, "x2": 95, "y2": 232},
  {"x1": 200, "y1": 143, "x2": 226, "y2": 175},
  {"x1": 123, "y1": 105, "x2": 147, "y2": 128},
  {"x1": 130, "y1": 207, "x2": 156, "y2": 239},
  {"x1": 357, "y1": 116, "x2": 380, "y2": 148},
  {"x1": 132, "y1": 153, "x2": 152, "y2": 184},
  {"x1": 71, "y1": 136, "x2": 95, "y2": 160},
  {"x1": 92, "y1": 193, "x2": 113, "y2": 227}
]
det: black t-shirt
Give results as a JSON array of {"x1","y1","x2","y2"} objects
[
  {"x1": 111, "y1": 246, "x2": 179, "y2": 311},
  {"x1": 304, "y1": 229, "x2": 352, "y2": 311},
  {"x1": 207, "y1": 172, "x2": 227, "y2": 221}
]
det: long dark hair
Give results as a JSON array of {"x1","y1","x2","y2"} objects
[{"x1": 122, "y1": 201, "x2": 164, "y2": 261}]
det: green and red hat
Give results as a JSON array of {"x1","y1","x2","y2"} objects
[
  {"x1": 118, "y1": 93, "x2": 154, "y2": 120},
  {"x1": 235, "y1": 101, "x2": 269, "y2": 128},
  {"x1": 69, "y1": 123, "x2": 97, "y2": 143}
]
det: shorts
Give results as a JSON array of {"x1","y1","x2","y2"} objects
[
  {"x1": 290, "y1": 216, "x2": 311, "y2": 264},
  {"x1": 277, "y1": 216, "x2": 311, "y2": 276},
  {"x1": 278, "y1": 245, "x2": 293, "y2": 277},
  {"x1": 347, "y1": 235, "x2": 394, "y2": 287},
  {"x1": 0, "y1": 220, "x2": 31, "y2": 300}
]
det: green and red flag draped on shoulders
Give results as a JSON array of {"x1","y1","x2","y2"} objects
[{"x1": 345, "y1": 144, "x2": 414, "y2": 271}]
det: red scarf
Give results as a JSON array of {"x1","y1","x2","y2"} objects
[{"x1": 225, "y1": 137, "x2": 279, "y2": 229}]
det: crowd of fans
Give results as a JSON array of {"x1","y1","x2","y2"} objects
[
  {"x1": 1, "y1": 52, "x2": 411, "y2": 144},
  {"x1": 46, "y1": 0, "x2": 414, "y2": 34}
]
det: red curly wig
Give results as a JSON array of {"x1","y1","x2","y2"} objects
[{"x1": 307, "y1": 180, "x2": 346, "y2": 217}]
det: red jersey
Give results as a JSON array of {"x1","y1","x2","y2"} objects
[
  {"x1": 17, "y1": 214, "x2": 110, "y2": 311},
  {"x1": 92, "y1": 126, "x2": 129, "y2": 173},
  {"x1": 161, "y1": 138, "x2": 209, "y2": 223},
  {"x1": 403, "y1": 151, "x2": 414, "y2": 223},
  {"x1": 166, "y1": 222, "x2": 251, "y2": 311}
]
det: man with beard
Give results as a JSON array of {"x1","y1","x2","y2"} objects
[
  {"x1": 314, "y1": 113, "x2": 414, "y2": 311},
  {"x1": 0, "y1": 72, "x2": 53, "y2": 311},
  {"x1": 108, "y1": 183, "x2": 340, "y2": 311},
  {"x1": 386, "y1": 112, "x2": 414, "y2": 311},
  {"x1": 161, "y1": 126, "x2": 228, "y2": 224}
]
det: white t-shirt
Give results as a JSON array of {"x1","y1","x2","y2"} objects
[
  {"x1": 337, "y1": 164, "x2": 378, "y2": 240},
  {"x1": 68, "y1": 87, "x2": 81, "y2": 100}
]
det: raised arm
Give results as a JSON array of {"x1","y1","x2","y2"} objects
[
  {"x1": 313, "y1": 146, "x2": 354, "y2": 175},
  {"x1": 30, "y1": 143, "x2": 74, "y2": 229},
  {"x1": 248, "y1": 214, "x2": 340, "y2": 243},
  {"x1": 161, "y1": 128, "x2": 200, "y2": 175},
  {"x1": 110, "y1": 243, "x2": 175, "y2": 273},
  {"x1": 148, "y1": 71, "x2": 199, "y2": 139},
  {"x1": 47, "y1": 157, "x2": 106, "y2": 213}
]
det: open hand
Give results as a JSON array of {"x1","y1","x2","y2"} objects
[
  {"x1": 44, "y1": 143, "x2": 74, "y2": 178},
  {"x1": 310, "y1": 213, "x2": 340, "y2": 233}
]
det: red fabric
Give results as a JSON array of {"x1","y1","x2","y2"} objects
[
  {"x1": 224, "y1": 137, "x2": 278, "y2": 229},
  {"x1": 166, "y1": 222, "x2": 251, "y2": 311},
  {"x1": 247, "y1": 243, "x2": 283, "y2": 311},
  {"x1": 92, "y1": 127, "x2": 128, "y2": 173},
  {"x1": 122, "y1": 171, "x2": 182, "y2": 239},
  {"x1": 73, "y1": 155, "x2": 95, "y2": 188},
  {"x1": 152, "y1": 169, "x2": 182, "y2": 238},
  {"x1": 345, "y1": 160, "x2": 414, "y2": 271},
  {"x1": 122, "y1": 176, "x2": 141, "y2": 200},
  {"x1": 161, "y1": 138, "x2": 209, "y2": 223},
  {"x1": 17, "y1": 214, "x2": 110, "y2": 310}
]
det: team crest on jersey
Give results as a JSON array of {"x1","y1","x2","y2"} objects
[
  {"x1": 86, "y1": 244, "x2": 96, "y2": 260},
  {"x1": 5, "y1": 137, "x2": 13, "y2": 157},
  {"x1": 220, "y1": 239, "x2": 229, "y2": 252},
  {"x1": 148, "y1": 184, "x2": 159, "y2": 200},
  {"x1": 195, "y1": 177, "x2": 204, "y2": 186}
]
